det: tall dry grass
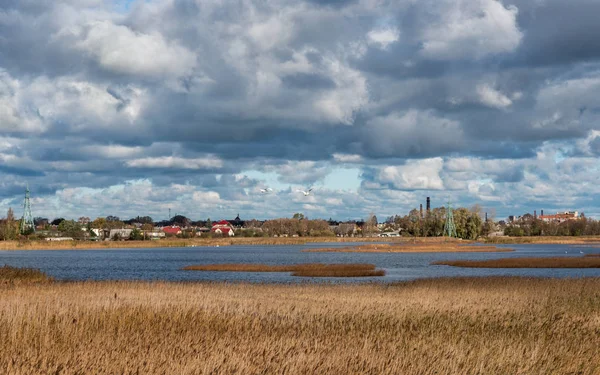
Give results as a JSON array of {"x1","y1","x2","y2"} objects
[
  {"x1": 303, "y1": 242, "x2": 512, "y2": 253},
  {"x1": 484, "y1": 236, "x2": 600, "y2": 244},
  {"x1": 0, "y1": 236, "x2": 399, "y2": 251},
  {"x1": 1, "y1": 278, "x2": 599, "y2": 374},
  {"x1": 182, "y1": 263, "x2": 385, "y2": 277},
  {"x1": 433, "y1": 256, "x2": 600, "y2": 268},
  {"x1": 0, "y1": 265, "x2": 53, "y2": 285}
]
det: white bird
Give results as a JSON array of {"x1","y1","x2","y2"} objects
[
  {"x1": 296, "y1": 187, "x2": 313, "y2": 196},
  {"x1": 260, "y1": 187, "x2": 273, "y2": 194},
  {"x1": 580, "y1": 250, "x2": 585, "y2": 254}
]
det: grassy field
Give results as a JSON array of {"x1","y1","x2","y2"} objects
[
  {"x1": 182, "y1": 263, "x2": 385, "y2": 277},
  {"x1": 303, "y1": 242, "x2": 512, "y2": 253},
  {"x1": 1, "y1": 277, "x2": 599, "y2": 374}
]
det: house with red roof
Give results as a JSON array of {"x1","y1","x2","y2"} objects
[
  {"x1": 211, "y1": 220, "x2": 235, "y2": 237},
  {"x1": 162, "y1": 226, "x2": 182, "y2": 236}
]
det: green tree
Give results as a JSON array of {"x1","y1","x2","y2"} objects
[
  {"x1": 58, "y1": 220, "x2": 84, "y2": 239},
  {"x1": 129, "y1": 228, "x2": 144, "y2": 241},
  {"x1": 0, "y1": 208, "x2": 19, "y2": 240}
]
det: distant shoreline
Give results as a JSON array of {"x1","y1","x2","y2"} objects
[{"x1": 1, "y1": 235, "x2": 600, "y2": 251}]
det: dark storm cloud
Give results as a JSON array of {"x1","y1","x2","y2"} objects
[{"x1": 508, "y1": 0, "x2": 600, "y2": 67}]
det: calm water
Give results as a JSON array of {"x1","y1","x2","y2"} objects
[{"x1": 1, "y1": 242, "x2": 600, "y2": 283}]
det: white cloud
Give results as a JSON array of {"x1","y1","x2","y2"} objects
[
  {"x1": 367, "y1": 27, "x2": 400, "y2": 50},
  {"x1": 376, "y1": 158, "x2": 445, "y2": 190},
  {"x1": 74, "y1": 21, "x2": 196, "y2": 78},
  {"x1": 477, "y1": 84, "x2": 513, "y2": 109},
  {"x1": 126, "y1": 156, "x2": 224, "y2": 170},
  {"x1": 421, "y1": 0, "x2": 522, "y2": 60},
  {"x1": 333, "y1": 153, "x2": 363, "y2": 163}
]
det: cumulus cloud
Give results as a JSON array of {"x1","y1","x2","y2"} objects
[
  {"x1": 72, "y1": 21, "x2": 196, "y2": 78},
  {"x1": 2, "y1": 0, "x2": 600, "y2": 220},
  {"x1": 125, "y1": 156, "x2": 224, "y2": 170},
  {"x1": 373, "y1": 158, "x2": 445, "y2": 190},
  {"x1": 477, "y1": 84, "x2": 513, "y2": 109},
  {"x1": 420, "y1": 0, "x2": 523, "y2": 60},
  {"x1": 367, "y1": 27, "x2": 400, "y2": 50}
]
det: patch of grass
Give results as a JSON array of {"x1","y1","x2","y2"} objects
[
  {"x1": 303, "y1": 242, "x2": 512, "y2": 253},
  {"x1": 433, "y1": 256, "x2": 600, "y2": 268},
  {"x1": 183, "y1": 263, "x2": 385, "y2": 277},
  {"x1": 1, "y1": 278, "x2": 599, "y2": 374},
  {"x1": 0, "y1": 265, "x2": 53, "y2": 285}
]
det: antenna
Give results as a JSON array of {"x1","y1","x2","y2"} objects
[{"x1": 20, "y1": 184, "x2": 35, "y2": 234}]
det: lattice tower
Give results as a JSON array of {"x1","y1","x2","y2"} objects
[
  {"x1": 444, "y1": 201, "x2": 457, "y2": 238},
  {"x1": 20, "y1": 184, "x2": 35, "y2": 234}
]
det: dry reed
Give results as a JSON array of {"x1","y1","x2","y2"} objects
[
  {"x1": 1, "y1": 278, "x2": 599, "y2": 374},
  {"x1": 303, "y1": 242, "x2": 512, "y2": 253},
  {"x1": 484, "y1": 236, "x2": 600, "y2": 244},
  {"x1": 0, "y1": 236, "x2": 398, "y2": 251},
  {"x1": 0, "y1": 265, "x2": 53, "y2": 285},
  {"x1": 433, "y1": 256, "x2": 600, "y2": 268},
  {"x1": 182, "y1": 263, "x2": 385, "y2": 277}
]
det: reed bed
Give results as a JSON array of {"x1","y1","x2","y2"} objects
[
  {"x1": 0, "y1": 278, "x2": 599, "y2": 374},
  {"x1": 433, "y1": 256, "x2": 600, "y2": 268},
  {"x1": 0, "y1": 236, "x2": 399, "y2": 251},
  {"x1": 484, "y1": 236, "x2": 600, "y2": 244},
  {"x1": 182, "y1": 263, "x2": 385, "y2": 277},
  {"x1": 0, "y1": 265, "x2": 53, "y2": 285},
  {"x1": 303, "y1": 242, "x2": 512, "y2": 253}
]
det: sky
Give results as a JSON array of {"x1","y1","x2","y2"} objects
[{"x1": 1, "y1": 0, "x2": 600, "y2": 222}]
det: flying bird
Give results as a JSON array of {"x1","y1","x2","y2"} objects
[
  {"x1": 296, "y1": 187, "x2": 313, "y2": 196},
  {"x1": 260, "y1": 187, "x2": 273, "y2": 194}
]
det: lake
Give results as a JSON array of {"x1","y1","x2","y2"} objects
[{"x1": 1, "y1": 242, "x2": 600, "y2": 283}]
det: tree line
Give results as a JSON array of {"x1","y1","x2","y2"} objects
[{"x1": 502, "y1": 215, "x2": 600, "y2": 236}]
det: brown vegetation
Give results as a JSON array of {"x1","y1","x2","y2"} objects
[
  {"x1": 433, "y1": 256, "x2": 600, "y2": 268},
  {"x1": 0, "y1": 236, "x2": 398, "y2": 251},
  {"x1": 304, "y1": 242, "x2": 512, "y2": 253},
  {"x1": 484, "y1": 236, "x2": 600, "y2": 244},
  {"x1": 1, "y1": 278, "x2": 599, "y2": 374},
  {"x1": 182, "y1": 263, "x2": 385, "y2": 277},
  {"x1": 0, "y1": 265, "x2": 53, "y2": 285}
]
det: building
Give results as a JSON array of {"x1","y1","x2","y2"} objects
[
  {"x1": 108, "y1": 229, "x2": 133, "y2": 240},
  {"x1": 229, "y1": 214, "x2": 245, "y2": 228},
  {"x1": 162, "y1": 226, "x2": 182, "y2": 236},
  {"x1": 539, "y1": 211, "x2": 580, "y2": 223},
  {"x1": 211, "y1": 220, "x2": 235, "y2": 236}
]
